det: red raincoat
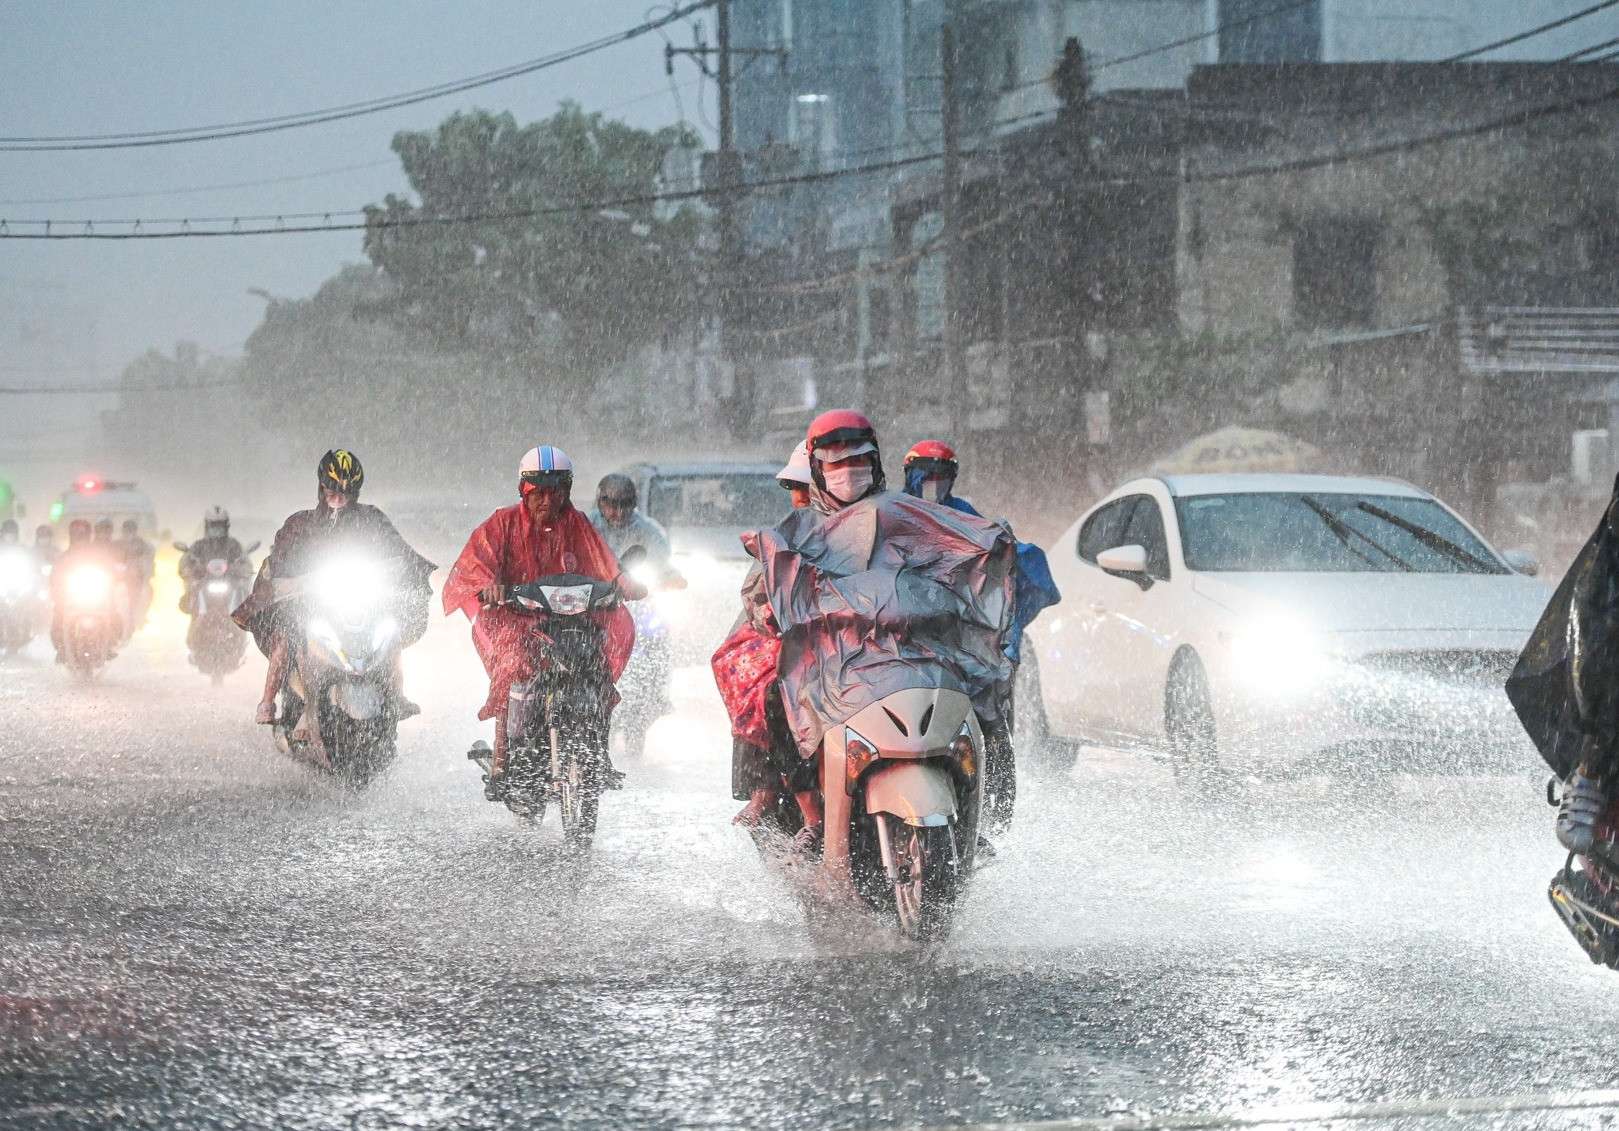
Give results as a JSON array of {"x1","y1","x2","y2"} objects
[{"x1": 443, "y1": 502, "x2": 635, "y2": 721}]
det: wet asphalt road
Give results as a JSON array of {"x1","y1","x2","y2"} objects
[{"x1": 4, "y1": 604, "x2": 1619, "y2": 1130}]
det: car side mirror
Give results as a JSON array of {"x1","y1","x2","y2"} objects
[
  {"x1": 1097, "y1": 543, "x2": 1152, "y2": 588},
  {"x1": 620, "y1": 544, "x2": 648, "y2": 569},
  {"x1": 172, "y1": 541, "x2": 189, "y2": 553},
  {"x1": 1502, "y1": 548, "x2": 1541, "y2": 577}
]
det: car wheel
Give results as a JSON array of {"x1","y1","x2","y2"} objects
[
  {"x1": 1018, "y1": 653, "x2": 1077, "y2": 774},
  {"x1": 1165, "y1": 651, "x2": 1234, "y2": 801}
]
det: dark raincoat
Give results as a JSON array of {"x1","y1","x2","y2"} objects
[
  {"x1": 737, "y1": 490, "x2": 1015, "y2": 757},
  {"x1": 442, "y1": 501, "x2": 635, "y2": 722},
  {"x1": 1507, "y1": 484, "x2": 1619, "y2": 778},
  {"x1": 232, "y1": 502, "x2": 435, "y2": 655}
]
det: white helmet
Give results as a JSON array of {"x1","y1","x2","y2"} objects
[
  {"x1": 204, "y1": 505, "x2": 230, "y2": 524},
  {"x1": 776, "y1": 441, "x2": 813, "y2": 487},
  {"x1": 204, "y1": 505, "x2": 230, "y2": 536},
  {"x1": 519, "y1": 445, "x2": 574, "y2": 490}
]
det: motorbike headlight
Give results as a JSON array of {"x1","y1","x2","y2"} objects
[
  {"x1": 1223, "y1": 616, "x2": 1328, "y2": 696},
  {"x1": 671, "y1": 551, "x2": 723, "y2": 586},
  {"x1": 314, "y1": 559, "x2": 385, "y2": 616},
  {"x1": 66, "y1": 567, "x2": 112, "y2": 605},
  {"x1": 629, "y1": 563, "x2": 659, "y2": 590},
  {"x1": 540, "y1": 583, "x2": 593, "y2": 616},
  {"x1": 206, "y1": 581, "x2": 231, "y2": 595},
  {"x1": 0, "y1": 553, "x2": 31, "y2": 594}
]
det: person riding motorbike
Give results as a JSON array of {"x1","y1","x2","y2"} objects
[
  {"x1": 233, "y1": 450, "x2": 433, "y2": 733},
  {"x1": 117, "y1": 518, "x2": 156, "y2": 634},
  {"x1": 587, "y1": 474, "x2": 683, "y2": 585},
  {"x1": 901, "y1": 441, "x2": 1061, "y2": 832},
  {"x1": 50, "y1": 519, "x2": 118, "y2": 663},
  {"x1": 776, "y1": 442, "x2": 813, "y2": 510},
  {"x1": 716, "y1": 411, "x2": 895, "y2": 841},
  {"x1": 33, "y1": 524, "x2": 58, "y2": 565},
  {"x1": 179, "y1": 506, "x2": 254, "y2": 613},
  {"x1": 442, "y1": 446, "x2": 641, "y2": 800},
  {"x1": 0, "y1": 520, "x2": 41, "y2": 648}
]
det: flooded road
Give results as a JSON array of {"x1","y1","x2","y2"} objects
[{"x1": 2, "y1": 605, "x2": 1616, "y2": 1129}]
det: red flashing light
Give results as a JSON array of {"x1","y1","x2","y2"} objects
[{"x1": 79, "y1": 478, "x2": 99, "y2": 493}]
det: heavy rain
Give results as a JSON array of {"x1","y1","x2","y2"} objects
[{"x1": 6, "y1": 3, "x2": 1619, "y2": 1128}]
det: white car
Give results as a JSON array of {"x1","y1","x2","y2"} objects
[{"x1": 1029, "y1": 473, "x2": 1552, "y2": 787}]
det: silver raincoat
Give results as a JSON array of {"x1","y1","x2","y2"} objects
[{"x1": 740, "y1": 490, "x2": 1016, "y2": 757}]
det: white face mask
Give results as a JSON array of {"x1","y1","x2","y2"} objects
[{"x1": 822, "y1": 464, "x2": 874, "y2": 505}]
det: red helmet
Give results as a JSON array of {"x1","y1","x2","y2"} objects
[
  {"x1": 903, "y1": 440, "x2": 958, "y2": 473},
  {"x1": 805, "y1": 409, "x2": 884, "y2": 499}
]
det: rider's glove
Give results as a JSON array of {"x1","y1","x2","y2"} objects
[{"x1": 478, "y1": 585, "x2": 508, "y2": 607}]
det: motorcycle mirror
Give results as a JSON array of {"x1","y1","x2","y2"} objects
[
  {"x1": 173, "y1": 541, "x2": 189, "y2": 553},
  {"x1": 620, "y1": 544, "x2": 649, "y2": 569},
  {"x1": 244, "y1": 541, "x2": 261, "y2": 554}
]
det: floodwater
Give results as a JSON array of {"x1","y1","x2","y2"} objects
[{"x1": 2, "y1": 591, "x2": 1616, "y2": 1130}]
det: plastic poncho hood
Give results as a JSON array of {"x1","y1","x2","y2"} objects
[
  {"x1": 1508, "y1": 483, "x2": 1619, "y2": 777},
  {"x1": 741, "y1": 490, "x2": 1015, "y2": 756}
]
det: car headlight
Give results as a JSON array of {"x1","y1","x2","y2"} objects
[
  {"x1": 1222, "y1": 617, "x2": 1329, "y2": 695},
  {"x1": 66, "y1": 567, "x2": 112, "y2": 605}
]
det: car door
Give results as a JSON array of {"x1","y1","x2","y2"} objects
[
  {"x1": 1040, "y1": 496, "x2": 1135, "y2": 738},
  {"x1": 1099, "y1": 492, "x2": 1179, "y2": 740}
]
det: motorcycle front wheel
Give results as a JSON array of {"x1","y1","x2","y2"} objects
[
  {"x1": 559, "y1": 754, "x2": 600, "y2": 849},
  {"x1": 890, "y1": 822, "x2": 961, "y2": 941},
  {"x1": 323, "y1": 704, "x2": 397, "y2": 788}
]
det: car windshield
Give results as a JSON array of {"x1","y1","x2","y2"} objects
[
  {"x1": 646, "y1": 473, "x2": 785, "y2": 529},
  {"x1": 1175, "y1": 492, "x2": 1506, "y2": 574}
]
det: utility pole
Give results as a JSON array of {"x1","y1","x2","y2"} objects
[
  {"x1": 941, "y1": 18, "x2": 966, "y2": 440},
  {"x1": 666, "y1": 3, "x2": 785, "y2": 438}
]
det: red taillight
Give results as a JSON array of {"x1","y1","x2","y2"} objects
[{"x1": 79, "y1": 478, "x2": 99, "y2": 493}]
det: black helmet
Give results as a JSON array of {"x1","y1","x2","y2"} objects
[
  {"x1": 596, "y1": 473, "x2": 638, "y2": 508},
  {"x1": 34, "y1": 524, "x2": 52, "y2": 544},
  {"x1": 318, "y1": 449, "x2": 364, "y2": 499},
  {"x1": 68, "y1": 519, "x2": 91, "y2": 545},
  {"x1": 93, "y1": 518, "x2": 114, "y2": 541},
  {"x1": 121, "y1": 519, "x2": 138, "y2": 536}
]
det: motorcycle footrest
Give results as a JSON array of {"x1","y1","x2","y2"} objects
[{"x1": 1549, "y1": 869, "x2": 1619, "y2": 967}]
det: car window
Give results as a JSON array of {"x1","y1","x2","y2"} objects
[
  {"x1": 1120, "y1": 495, "x2": 1171, "y2": 580},
  {"x1": 1077, "y1": 497, "x2": 1135, "y2": 563},
  {"x1": 646, "y1": 474, "x2": 786, "y2": 529},
  {"x1": 1174, "y1": 492, "x2": 1507, "y2": 573}
]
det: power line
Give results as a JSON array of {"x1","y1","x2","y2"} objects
[
  {"x1": 0, "y1": 381, "x2": 240, "y2": 395},
  {"x1": 1561, "y1": 32, "x2": 1619, "y2": 59},
  {"x1": 0, "y1": 0, "x2": 721, "y2": 153},
  {"x1": 1445, "y1": 0, "x2": 1619, "y2": 61},
  {"x1": 0, "y1": 159, "x2": 400, "y2": 208},
  {"x1": 6, "y1": 80, "x2": 1614, "y2": 240}
]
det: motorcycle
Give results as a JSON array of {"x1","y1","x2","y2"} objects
[
  {"x1": 612, "y1": 569, "x2": 676, "y2": 759},
  {"x1": 0, "y1": 546, "x2": 41, "y2": 654},
  {"x1": 270, "y1": 556, "x2": 414, "y2": 786},
  {"x1": 468, "y1": 547, "x2": 642, "y2": 848},
  {"x1": 56, "y1": 560, "x2": 123, "y2": 678},
  {"x1": 175, "y1": 540, "x2": 259, "y2": 685}
]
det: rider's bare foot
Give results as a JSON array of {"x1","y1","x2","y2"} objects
[
  {"x1": 733, "y1": 788, "x2": 778, "y2": 826},
  {"x1": 254, "y1": 701, "x2": 276, "y2": 725}
]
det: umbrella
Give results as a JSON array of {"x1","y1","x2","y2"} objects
[{"x1": 1151, "y1": 426, "x2": 1324, "y2": 474}]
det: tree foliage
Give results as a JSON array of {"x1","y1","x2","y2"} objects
[{"x1": 363, "y1": 105, "x2": 705, "y2": 389}]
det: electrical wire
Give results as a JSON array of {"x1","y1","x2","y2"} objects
[
  {"x1": 0, "y1": 159, "x2": 401, "y2": 209},
  {"x1": 0, "y1": 0, "x2": 721, "y2": 152},
  {"x1": 1444, "y1": 0, "x2": 1619, "y2": 61},
  {"x1": 7, "y1": 80, "x2": 1614, "y2": 240},
  {"x1": 1562, "y1": 33, "x2": 1619, "y2": 59}
]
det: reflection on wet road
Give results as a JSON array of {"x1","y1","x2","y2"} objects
[{"x1": 2, "y1": 608, "x2": 1615, "y2": 1129}]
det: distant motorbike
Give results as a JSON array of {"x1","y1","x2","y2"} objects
[
  {"x1": 468, "y1": 548, "x2": 641, "y2": 848},
  {"x1": 176, "y1": 540, "x2": 258, "y2": 685},
  {"x1": 56, "y1": 560, "x2": 123, "y2": 678},
  {"x1": 270, "y1": 556, "x2": 414, "y2": 786},
  {"x1": 0, "y1": 546, "x2": 41, "y2": 654}
]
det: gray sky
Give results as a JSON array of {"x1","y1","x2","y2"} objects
[
  {"x1": 2, "y1": 0, "x2": 1615, "y2": 509},
  {"x1": 0, "y1": 1, "x2": 712, "y2": 503}
]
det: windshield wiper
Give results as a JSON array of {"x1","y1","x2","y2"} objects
[
  {"x1": 1300, "y1": 495, "x2": 1413, "y2": 571},
  {"x1": 1353, "y1": 501, "x2": 1496, "y2": 574}
]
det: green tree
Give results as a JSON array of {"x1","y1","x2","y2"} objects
[{"x1": 363, "y1": 104, "x2": 704, "y2": 391}]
